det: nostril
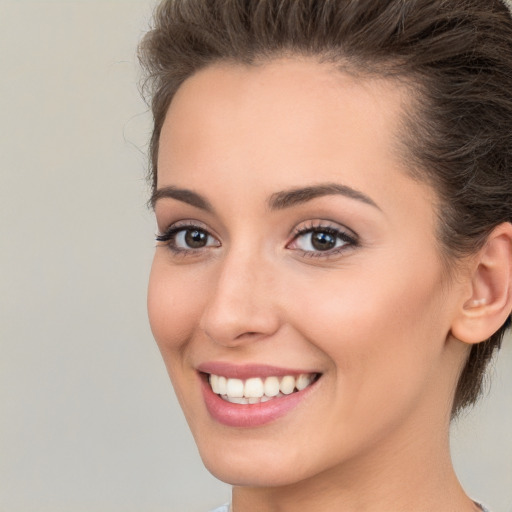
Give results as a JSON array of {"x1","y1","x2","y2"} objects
[{"x1": 235, "y1": 331, "x2": 260, "y2": 339}]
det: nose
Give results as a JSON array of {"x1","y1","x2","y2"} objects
[{"x1": 199, "y1": 248, "x2": 281, "y2": 347}]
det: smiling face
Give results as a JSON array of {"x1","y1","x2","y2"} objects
[{"x1": 147, "y1": 58, "x2": 469, "y2": 488}]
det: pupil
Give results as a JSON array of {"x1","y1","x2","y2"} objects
[
  {"x1": 185, "y1": 229, "x2": 207, "y2": 248},
  {"x1": 312, "y1": 231, "x2": 336, "y2": 251}
]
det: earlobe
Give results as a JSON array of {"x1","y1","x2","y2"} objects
[{"x1": 450, "y1": 222, "x2": 512, "y2": 345}]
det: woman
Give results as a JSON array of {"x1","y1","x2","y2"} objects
[{"x1": 140, "y1": 1, "x2": 512, "y2": 511}]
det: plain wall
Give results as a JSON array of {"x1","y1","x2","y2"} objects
[{"x1": 0, "y1": 1, "x2": 510, "y2": 511}]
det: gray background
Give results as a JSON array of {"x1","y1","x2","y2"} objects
[{"x1": 0, "y1": 1, "x2": 510, "y2": 511}]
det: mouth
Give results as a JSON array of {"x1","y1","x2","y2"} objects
[
  {"x1": 208, "y1": 373, "x2": 320, "y2": 405},
  {"x1": 197, "y1": 363, "x2": 322, "y2": 427}
]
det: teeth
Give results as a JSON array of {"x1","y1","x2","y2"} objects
[
  {"x1": 226, "y1": 378, "x2": 244, "y2": 398},
  {"x1": 210, "y1": 374, "x2": 219, "y2": 394},
  {"x1": 218, "y1": 376, "x2": 227, "y2": 395},
  {"x1": 244, "y1": 377, "x2": 264, "y2": 398},
  {"x1": 263, "y1": 376, "x2": 280, "y2": 397},
  {"x1": 208, "y1": 373, "x2": 316, "y2": 403},
  {"x1": 225, "y1": 396, "x2": 247, "y2": 404},
  {"x1": 296, "y1": 373, "x2": 312, "y2": 391},
  {"x1": 279, "y1": 375, "x2": 295, "y2": 395}
]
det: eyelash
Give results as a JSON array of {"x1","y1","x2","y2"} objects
[
  {"x1": 155, "y1": 221, "x2": 358, "y2": 258},
  {"x1": 155, "y1": 222, "x2": 220, "y2": 256},
  {"x1": 288, "y1": 221, "x2": 359, "y2": 258}
]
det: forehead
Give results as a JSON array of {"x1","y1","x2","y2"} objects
[
  {"x1": 160, "y1": 59, "x2": 407, "y2": 174},
  {"x1": 157, "y1": 58, "x2": 431, "y2": 218}
]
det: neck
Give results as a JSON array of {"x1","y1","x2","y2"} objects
[{"x1": 231, "y1": 415, "x2": 477, "y2": 512}]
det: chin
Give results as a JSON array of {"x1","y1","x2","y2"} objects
[
  {"x1": 195, "y1": 433, "x2": 320, "y2": 488},
  {"x1": 203, "y1": 457, "x2": 305, "y2": 488}
]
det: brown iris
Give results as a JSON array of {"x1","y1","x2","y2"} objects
[
  {"x1": 311, "y1": 231, "x2": 336, "y2": 251},
  {"x1": 184, "y1": 229, "x2": 209, "y2": 248}
]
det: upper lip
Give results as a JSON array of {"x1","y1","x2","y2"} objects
[{"x1": 197, "y1": 362, "x2": 320, "y2": 380}]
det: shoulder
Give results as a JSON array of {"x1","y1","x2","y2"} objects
[{"x1": 208, "y1": 505, "x2": 230, "y2": 512}]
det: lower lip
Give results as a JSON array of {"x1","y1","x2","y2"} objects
[{"x1": 200, "y1": 375, "x2": 318, "y2": 428}]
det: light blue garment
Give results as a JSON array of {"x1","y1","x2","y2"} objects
[
  {"x1": 209, "y1": 502, "x2": 490, "y2": 511},
  {"x1": 208, "y1": 505, "x2": 229, "y2": 512}
]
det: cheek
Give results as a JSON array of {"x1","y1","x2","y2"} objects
[
  {"x1": 296, "y1": 244, "x2": 447, "y2": 343},
  {"x1": 284, "y1": 255, "x2": 449, "y2": 400},
  {"x1": 147, "y1": 255, "x2": 205, "y2": 356}
]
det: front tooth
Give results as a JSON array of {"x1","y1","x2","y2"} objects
[
  {"x1": 280, "y1": 375, "x2": 295, "y2": 395},
  {"x1": 226, "y1": 378, "x2": 244, "y2": 398},
  {"x1": 244, "y1": 378, "x2": 264, "y2": 398},
  {"x1": 296, "y1": 373, "x2": 312, "y2": 391},
  {"x1": 217, "y1": 376, "x2": 227, "y2": 395},
  {"x1": 209, "y1": 374, "x2": 219, "y2": 394},
  {"x1": 264, "y1": 376, "x2": 280, "y2": 397}
]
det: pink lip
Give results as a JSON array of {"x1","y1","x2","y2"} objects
[
  {"x1": 198, "y1": 365, "x2": 320, "y2": 428},
  {"x1": 197, "y1": 362, "x2": 315, "y2": 379}
]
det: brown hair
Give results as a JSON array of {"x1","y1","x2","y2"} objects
[{"x1": 139, "y1": 0, "x2": 512, "y2": 416}]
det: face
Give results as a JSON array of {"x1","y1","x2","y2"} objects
[{"x1": 148, "y1": 59, "x2": 467, "y2": 488}]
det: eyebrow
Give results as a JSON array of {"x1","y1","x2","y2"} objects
[
  {"x1": 150, "y1": 186, "x2": 214, "y2": 212},
  {"x1": 151, "y1": 182, "x2": 380, "y2": 212},
  {"x1": 267, "y1": 183, "x2": 380, "y2": 211}
]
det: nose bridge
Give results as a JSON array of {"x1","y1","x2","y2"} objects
[{"x1": 200, "y1": 242, "x2": 280, "y2": 346}]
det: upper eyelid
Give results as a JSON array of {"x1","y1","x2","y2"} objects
[
  {"x1": 290, "y1": 220, "x2": 358, "y2": 239},
  {"x1": 157, "y1": 219, "x2": 215, "y2": 236}
]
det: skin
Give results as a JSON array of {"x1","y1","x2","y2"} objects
[{"x1": 148, "y1": 58, "x2": 483, "y2": 511}]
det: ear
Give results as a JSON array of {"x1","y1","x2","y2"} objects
[{"x1": 450, "y1": 222, "x2": 512, "y2": 345}]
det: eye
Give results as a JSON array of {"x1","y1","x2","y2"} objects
[
  {"x1": 156, "y1": 224, "x2": 220, "y2": 253},
  {"x1": 288, "y1": 224, "x2": 357, "y2": 256}
]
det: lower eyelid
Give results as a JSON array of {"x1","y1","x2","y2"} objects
[{"x1": 298, "y1": 248, "x2": 347, "y2": 259}]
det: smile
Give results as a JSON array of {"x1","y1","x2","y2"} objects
[
  {"x1": 199, "y1": 363, "x2": 322, "y2": 427},
  {"x1": 209, "y1": 373, "x2": 318, "y2": 404}
]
